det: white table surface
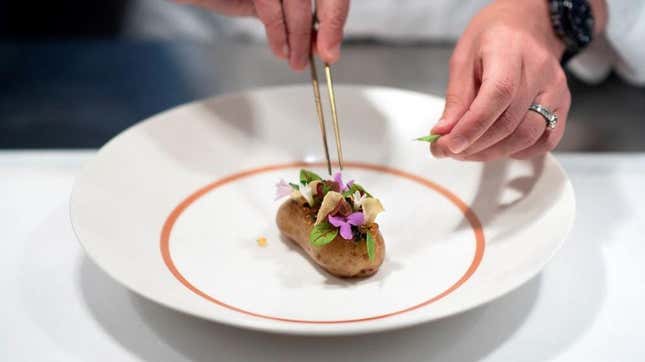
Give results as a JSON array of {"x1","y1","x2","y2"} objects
[{"x1": 2, "y1": 151, "x2": 644, "y2": 362}]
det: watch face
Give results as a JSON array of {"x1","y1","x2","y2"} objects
[{"x1": 549, "y1": 0, "x2": 594, "y2": 58}]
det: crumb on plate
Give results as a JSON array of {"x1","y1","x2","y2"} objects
[{"x1": 257, "y1": 236, "x2": 267, "y2": 247}]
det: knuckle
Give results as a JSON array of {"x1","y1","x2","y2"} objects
[
  {"x1": 322, "y1": 5, "x2": 348, "y2": 30},
  {"x1": 491, "y1": 76, "x2": 516, "y2": 101},
  {"x1": 325, "y1": 15, "x2": 345, "y2": 31},
  {"x1": 496, "y1": 112, "x2": 520, "y2": 137},
  {"x1": 262, "y1": 13, "x2": 285, "y2": 29},
  {"x1": 470, "y1": 116, "x2": 489, "y2": 134},
  {"x1": 444, "y1": 93, "x2": 464, "y2": 109}
]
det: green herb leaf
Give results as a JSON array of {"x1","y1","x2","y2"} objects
[
  {"x1": 288, "y1": 182, "x2": 300, "y2": 190},
  {"x1": 300, "y1": 169, "x2": 322, "y2": 185},
  {"x1": 310, "y1": 221, "x2": 338, "y2": 246},
  {"x1": 415, "y1": 134, "x2": 441, "y2": 143},
  {"x1": 366, "y1": 232, "x2": 376, "y2": 261},
  {"x1": 347, "y1": 183, "x2": 372, "y2": 198}
]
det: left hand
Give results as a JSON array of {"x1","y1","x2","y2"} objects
[{"x1": 430, "y1": 0, "x2": 570, "y2": 161}]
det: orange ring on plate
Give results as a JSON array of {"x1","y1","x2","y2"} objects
[{"x1": 160, "y1": 161, "x2": 485, "y2": 324}]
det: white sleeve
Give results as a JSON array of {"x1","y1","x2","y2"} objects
[
  {"x1": 221, "y1": 0, "x2": 645, "y2": 86},
  {"x1": 569, "y1": 0, "x2": 645, "y2": 86}
]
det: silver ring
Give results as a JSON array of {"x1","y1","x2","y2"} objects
[{"x1": 529, "y1": 104, "x2": 558, "y2": 130}]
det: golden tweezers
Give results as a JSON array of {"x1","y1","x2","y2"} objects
[{"x1": 309, "y1": 13, "x2": 343, "y2": 175}]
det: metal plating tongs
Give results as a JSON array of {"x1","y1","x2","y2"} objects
[{"x1": 308, "y1": 11, "x2": 343, "y2": 175}]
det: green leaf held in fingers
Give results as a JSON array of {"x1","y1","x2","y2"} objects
[{"x1": 415, "y1": 134, "x2": 441, "y2": 143}]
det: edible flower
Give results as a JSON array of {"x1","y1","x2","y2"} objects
[
  {"x1": 333, "y1": 172, "x2": 354, "y2": 192},
  {"x1": 299, "y1": 183, "x2": 314, "y2": 206},
  {"x1": 328, "y1": 212, "x2": 364, "y2": 240},
  {"x1": 351, "y1": 190, "x2": 366, "y2": 210},
  {"x1": 275, "y1": 179, "x2": 293, "y2": 200}
]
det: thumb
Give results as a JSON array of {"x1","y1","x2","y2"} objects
[{"x1": 432, "y1": 59, "x2": 475, "y2": 135}]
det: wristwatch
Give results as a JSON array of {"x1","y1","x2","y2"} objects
[{"x1": 548, "y1": 0, "x2": 595, "y2": 64}]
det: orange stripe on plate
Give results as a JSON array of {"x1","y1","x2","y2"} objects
[{"x1": 160, "y1": 161, "x2": 485, "y2": 324}]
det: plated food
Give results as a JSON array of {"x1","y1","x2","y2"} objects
[
  {"x1": 70, "y1": 86, "x2": 575, "y2": 334},
  {"x1": 275, "y1": 169, "x2": 385, "y2": 278}
]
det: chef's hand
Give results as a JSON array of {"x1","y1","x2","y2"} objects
[
  {"x1": 431, "y1": 0, "x2": 575, "y2": 161},
  {"x1": 177, "y1": 0, "x2": 349, "y2": 70}
]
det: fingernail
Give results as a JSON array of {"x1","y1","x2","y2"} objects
[
  {"x1": 290, "y1": 49, "x2": 309, "y2": 69},
  {"x1": 448, "y1": 135, "x2": 469, "y2": 154},
  {"x1": 431, "y1": 118, "x2": 447, "y2": 133}
]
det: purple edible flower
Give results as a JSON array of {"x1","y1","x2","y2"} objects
[
  {"x1": 333, "y1": 172, "x2": 354, "y2": 192},
  {"x1": 275, "y1": 179, "x2": 293, "y2": 200},
  {"x1": 328, "y1": 212, "x2": 365, "y2": 240}
]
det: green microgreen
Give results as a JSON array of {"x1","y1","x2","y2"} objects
[{"x1": 415, "y1": 134, "x2": 441, "y2": 143}]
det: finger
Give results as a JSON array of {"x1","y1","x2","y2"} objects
[
  {"x1": 253, "y1": 0, "x2": 289, "y2": 59},
  {"x1": 461, "y1": 71, "x2": 533, "y2": 156},
  {"x1": 283, "y1": 0, "x2": 313, "y2": 70},
  {"x1": 430, "y1": 53, "x2": 476, "y2": 158},
  {"x1": 315, "y1": 0, "x2": 349, "y2": 64},
  {"x1": 432, "y1": 48, "x2": 476, "y2": 136},
  {"x1": 441, "y1": 49, "x2": 522, "y2": 154},
  {"x1": 460, "y1": 110, "x2": 546, "y2": 161},
  {"x1": 512, "y1": 88, "x2": 571, "y2": 159},
  {"x1": 466, "y1": 87, "x2": 568, "y2": 161}
]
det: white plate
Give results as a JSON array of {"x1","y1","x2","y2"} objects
[{"x1": 71, "y1": 85, "x2": 575, "y2": 335}]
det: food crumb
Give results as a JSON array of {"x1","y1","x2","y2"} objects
[{"x1": 256, "y1": 236, "x2": 268, "y2": 247}]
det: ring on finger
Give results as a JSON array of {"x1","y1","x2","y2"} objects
[{"x1": 529, "y1": 104, "x2": 558, "y2": 130}]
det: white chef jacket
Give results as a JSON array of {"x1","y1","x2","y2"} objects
[{"x1": 225, "y1": 0, "x2": 645, "y2": 86}]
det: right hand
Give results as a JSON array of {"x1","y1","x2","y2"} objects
[{"x1": 177, "y1": 0, "x2": 350, "y2": 70}]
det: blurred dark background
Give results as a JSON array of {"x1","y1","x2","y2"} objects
[{"x1": 1, "y1": 0, "x2": 644, "y2": 150}]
